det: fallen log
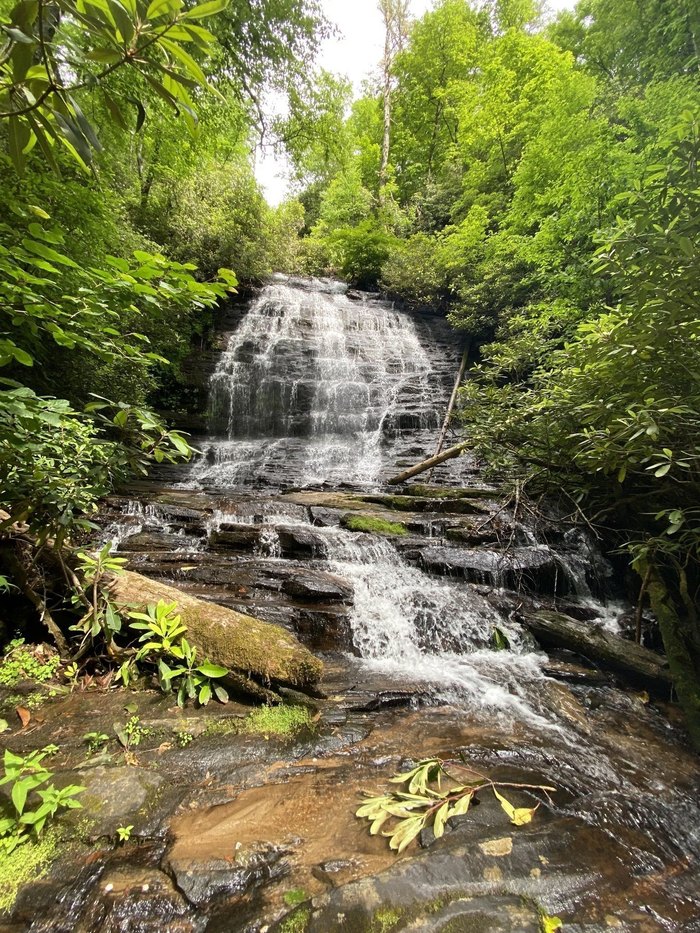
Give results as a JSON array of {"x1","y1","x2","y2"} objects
[
  {"x1": 109, "y1": 570, "x2": 323, "y2": 699},
  {"x1": 519, "y1": 609, "x2": 673, "y2": 694},
  {"x1": 387, "y1": 441, "x2": 469, "y2": 486}
]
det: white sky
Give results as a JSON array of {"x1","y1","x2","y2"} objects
[{"x1": 256, "y1": 0, "x2": 578, "y2": 205}]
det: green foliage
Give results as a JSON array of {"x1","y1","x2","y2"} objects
[
  {"x1": 357, "y1": 758, "x2": 554, "y2": 854},
  {"x1": 329, "y1": 220, "x2": 396, "y2": 288},
  {"x1": 242, "y1": 704, "x2": 312, "y2": 737},
  {"x1": 82, "y1": 732, "x2": 110, "y2": 755},
  {"x1": 343, "y1": 515, "x2": 408, "y2": 537},
  {"x1": 176, "y1": 730, "x2": 193, "y2": 747},
  {"x1": 0, "y1": 746, "x2": 84, "y2": 854},
  {"x1": 114, "y1": 714, "x2": 151, "y2": 750},
  {"x1": 116, "y1": 824, "x2": 133, "y2": 842},
  {"x1": 0, "y1": 640, "x2": 60, "y2": 687},
  {"x1": 128, "y1": 600, "x2": 229, "y2": 706},
  {"x1": 0, "y1": 0, "x2": 229, "y2": 174}
]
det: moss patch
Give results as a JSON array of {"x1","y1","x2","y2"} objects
[
  {"x1": 342, "y1": 514, "x2": 408, "y2": 536},
  {"x1": 278, "y1": 906, "x2": 311, "y2": 932},
  {"x1": 242, "y1": 704, "x2": 313, "y2": 737},
  {"x1": 283, "y1": 888, "x2": 309, "y2": 907},
  {"x1": 0, "y1": 830, "x2": 60, "y2": 913},
  {"x1": 371, "y1": 906, "x2": 403, "y2": 932}
]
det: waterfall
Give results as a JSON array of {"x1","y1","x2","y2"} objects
[{"x1": 191, "y1": 277, "x2": 458, "y2": 488}]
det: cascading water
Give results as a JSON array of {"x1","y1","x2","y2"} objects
[{"x1": 191, "y1": 277, "x2": 461, "y2": 488}]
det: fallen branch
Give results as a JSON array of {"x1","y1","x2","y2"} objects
[{"x1": 387, "y1": 440, "x2": 469, "y2": 486}]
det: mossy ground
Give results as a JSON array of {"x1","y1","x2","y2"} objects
[
  {"x1": 0, "y1": 830, "x2": 60, "y2": 913},
  {"x1": 278, "y1": 905, "x2": 311, "y2": 932},
  {"x1": 343, "y1": 514, "x2": 408, "y2": 536}
]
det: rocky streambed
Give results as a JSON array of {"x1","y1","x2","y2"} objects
[{"x1": 2, "y1": 479, "x2": 699, "y2": 933}]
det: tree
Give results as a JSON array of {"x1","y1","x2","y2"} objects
[
  {"x1": 0, "y1": 0, "x2": 231, "y2": 173},
  {"x1": 378, "y1": 0, "x2": 410, "y2": 200}
]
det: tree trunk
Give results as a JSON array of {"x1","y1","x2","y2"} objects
[
  {"x1": 518, "y1": 609, "x2": 673, "y2": 694},
  {"x1": 638, "y1": 560, "x2": 700, "y2": 751},
  {"x1": 427, "y1": 343, "x2": 470, "y2": 481}
]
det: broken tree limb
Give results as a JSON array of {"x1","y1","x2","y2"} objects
[
  {"x1": 427, "y1": 343, "x2": 470, "y2": 482},
  {"x1": 387, "y1": 440, "x2": 470, "y2": 486}
]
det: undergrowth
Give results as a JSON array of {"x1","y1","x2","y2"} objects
[{"x1": 0, "y1": 829, "x2": 60, "y2": 913}]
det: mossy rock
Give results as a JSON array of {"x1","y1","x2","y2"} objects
[
  {"x1": 109, "y1": 570, "x2": 323, "y2": 696},
  {"x1": 397, "y1": 484, "x2": 501, "y2": 500},
  {"x1": 360, "y1": 494, "x2": 491, "y2": 515},
  {"x1": 341, "y1": 514, "x2": 408, "y2": 536}
]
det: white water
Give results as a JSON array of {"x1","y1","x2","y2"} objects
[{"x1": 191, "y1": 279, "x2": 447, "y2": 487}]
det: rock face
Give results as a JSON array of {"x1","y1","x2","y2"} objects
[
  {"x1": 109, "y1": 570, "x2": 323, "y2": 696},
  {"x1": 188, "y1": 278, "x2": 475, "y2": 488}
]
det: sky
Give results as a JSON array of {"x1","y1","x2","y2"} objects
[{"x1": 256, "y1": 0, "x2": 578, "y2": 205}]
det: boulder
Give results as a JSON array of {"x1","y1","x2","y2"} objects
[
  {"x1": 281, "y1": 568, "x2": 353, "y2": 603},
  {"x1": 419, "y1": 545, "x2": 564, "y2": 595},
  {"x1": 108, "y1": 570, "x2": 323, "y2": 696},
  {"x1": 276, "y1": 524, "x2": 329, "y2": 558},
  {"x1": 209, "y1": 525, "x2": 260, "y2": 550}
]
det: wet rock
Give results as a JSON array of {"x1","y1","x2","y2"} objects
[
  {"x1": 276, "y1": 525, "x2": 329, "y2": 558},
  {"x1": 120, "y1": 532, "x2": 196, "y2": 552},
  {"x1": 445, "y1": 524, "x2": 501, "y2": 546},
  {"x1": 309, "y1": 506, "x2": 341, "y2": 527},
  {"x1": 354, "y1": 690, "x2": 429, "y2": 712},
  {"x1": 312, "y1": 858, "x2": 359, "y2": 888},
  {"x1": 74, "y1": 866, "x2": 200, "y2": 933},
  {"x1": 209, "y1": 525, "x2": 260, "y2": 550},
  {"x1": 77, "y1": 766, "x2": 165, "y2": 838},
  {"x1": 282, "y1": 569, "x2": 353, "y2": 603},
  {"x1": 419, "y1": 545, "x2": 564, "y2": 595},
  {"x1": 166, "y1": 842, "x2": 289, "y2": 907},
  {"x1": 361, "y1": 493, "x2": 493, "y2": 516},
  {"x1": 294, "y1": 607, "x2": 353, "y2": 651}
]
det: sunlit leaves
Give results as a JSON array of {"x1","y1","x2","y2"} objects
[
  {"x1": 357, "y1": 757, "x2": 554, "y2": 855},
  {"x1": 0, "y1": 0, "x2": 230, "y2": 172}
]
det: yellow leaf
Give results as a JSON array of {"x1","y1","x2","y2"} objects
[
  {"x1": 512, "y1": 805, "x2": 538, "y2": 825},
  {"x1": 540, "y1": 913, "x2": 563, "y2": 932},
  {"x1": 493, "y1": 788, "x2": 539, "y2": 826},
  {"x1": 433, "y1": 801, "x2": 449, "y2": 839}
]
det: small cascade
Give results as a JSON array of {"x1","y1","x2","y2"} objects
[{"x1": 191, "y1": 277, "x2": 463, "y2": 488}]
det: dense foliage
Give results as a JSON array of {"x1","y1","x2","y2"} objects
[{"x1": 0, "y1": 0, "x2": 327, "y2": 675}]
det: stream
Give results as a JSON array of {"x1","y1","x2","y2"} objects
[{"x1": 4, "y1": 277, "x2": 699, "y2": 932}]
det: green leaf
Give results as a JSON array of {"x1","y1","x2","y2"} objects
[
  {"x1": 198, "y1": 683, "x2": 212, "y2": 705},
  {"x1": 182, "y1": 0, "x2": 227, "y2": 19},
  {"x1": 196, "y1": 661, "x2": 228, "y2": 678}
]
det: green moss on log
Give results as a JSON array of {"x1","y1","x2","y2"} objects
[{"x1": 109, "y1": 570, "x2": 323, "y2": 694}]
